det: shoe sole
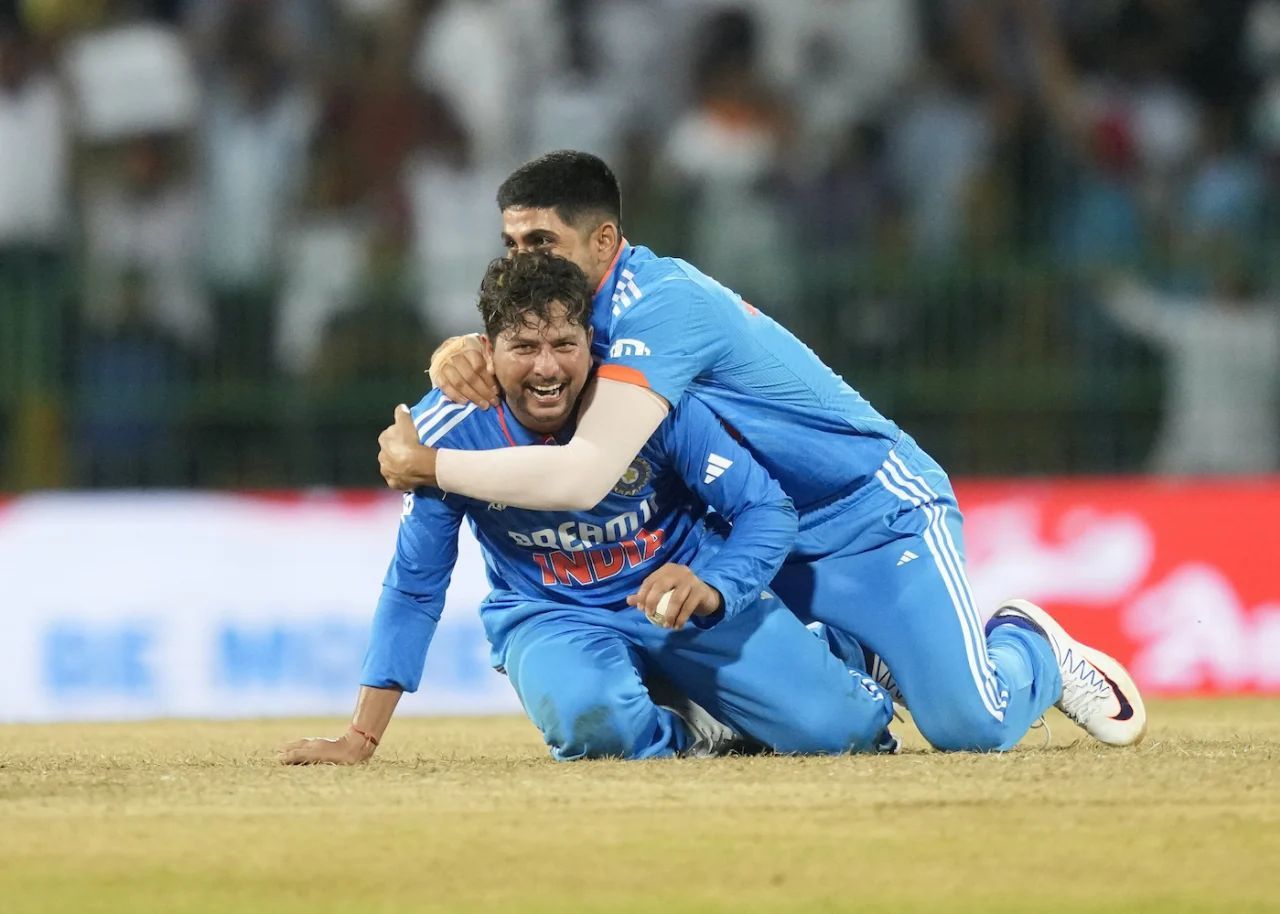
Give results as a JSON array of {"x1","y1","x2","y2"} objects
[{"x1": 1000, "y1": 599, "x2": 1148, "y2": 747}]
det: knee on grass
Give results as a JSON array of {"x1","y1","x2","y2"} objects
[
  {"x1": 543, "y1": 703, "x2": 648, "y2": 760},
  {"x1": 912, "y1": 707, "x2": 1010, "y2": 753}
]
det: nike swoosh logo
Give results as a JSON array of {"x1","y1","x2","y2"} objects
[{"x1": 1095, "y1": 666, "x2": 1135, "y2": 721}]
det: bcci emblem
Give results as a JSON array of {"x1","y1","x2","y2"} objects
[{"x1": 612, "y1": 457, "x2": 653, "y2": 497}]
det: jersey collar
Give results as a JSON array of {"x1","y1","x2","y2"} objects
[
  {"x1": 591, "y1": 238, "x2": 633, "y2": 311},
  {"x1": 495, "y1": 400, "x2": 574, "y2": 447}
]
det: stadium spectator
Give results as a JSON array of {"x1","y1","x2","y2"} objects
[
  {"x1": 523, "y1": 0, "x2": 625, "y2": 167},
  {"x1": 277, "y1": 13, "x2": 432, "y2": 376},
  {"x1": 733, "y1": 0, "x2": 919, "y2": 168},
  {"x1": 184, "y1": 0, "x2": 335, "y2": 76},
  {"x1": 275, "y1": 113, "x2": 370, "y2": 377},
  {"x1": 886, "y1": 42, "x2": 997, "y2": 259},
  {"x1": 75, "y1": 265, "x2": 195, "y2": 485},
  {"x1": 0, "y1": 17, "x2": 71, "y2": 486},
  {"x1": 293, "y1": 190, "x2": 431, "y2": 484},
  {"x1": 786, "y1": 121, "x2": 908, "y2": 348},
  {"x1": 659, "y1": 8, "x2": 799, "y2": 321},
  {"x1": 403, "y1": 91, "x2": 508, "y2": 338},
  {"x1": 81, "y1": 134, "x2": 208, "y2": 352},
  {"x1": 197, "y1": 1, "x2": 315, "y2": 382},
  {"x1": 412, "y1": 0, "x2": 560, "y2": 172},
  {"x1": 309, "y1": 198, "x2": 429, "y2": 392},
  {"x1": 0, "y1": 20, "x2": 68, "y2": 254},
  {"x1": 2, "y1": 0, "x2": 1280, "y2": 488},
  {"x1": 551, "y1": 0, "x2": 696, "y2": 139},
  {"x1": 1181, "y1": 108, "x2": 1264, "y2": 243},
  {"x1": 61, "y1": 6, "x2": 198, "y2": 143},
  {"x1": 1104, "y1": 264, "x2": 1280, "y2": 475}
]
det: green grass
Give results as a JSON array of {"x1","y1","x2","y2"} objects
[{"x1": 2, "y1": 699, "x2": 1277, "y2": 913}]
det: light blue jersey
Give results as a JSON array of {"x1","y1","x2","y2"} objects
[
  {"x1": 593, "y1": 244, "x2": 901, "y2": 512},
  {"x1": 360, "y1": 383, "x2": 899, "y2": 759},
  {"x1": 361, "y1": 387, "x2": 797, "y2": 693},
  {"x1": 589, "y1": 242, "x2": 1061, "y2": 752}
]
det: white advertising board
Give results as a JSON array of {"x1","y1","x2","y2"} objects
[
  {"x1": 4, "y1": 479, "x2": 1277, "y2": 722},
  {"x1": 0, "y1": 492, "x2": 522, "y2": 722}
]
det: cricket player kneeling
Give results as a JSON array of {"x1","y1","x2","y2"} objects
[{"x1": 280, "y1": 253, "x2": 896, "y2": 765}]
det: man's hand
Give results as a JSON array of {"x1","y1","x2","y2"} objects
[
  {"x1": 278, "y1": 728, "x2": 377, "y2": 765},
  {"x1": 429, "y1": 334, "x2": 499, "y2": 409},
  {"x1": 626, "y1": 564, "x2": 723, "y2": 630},
  {"x1": 378, "y1": 405, "x2": 438, "y2": 490}
]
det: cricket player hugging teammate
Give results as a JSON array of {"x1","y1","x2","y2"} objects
[
  {"x1": 281, "y1": 251, "x2": 898, "y2": 765},
  {"x1": 371, "y1": 150, "x2": 1148, "y2": 756}
]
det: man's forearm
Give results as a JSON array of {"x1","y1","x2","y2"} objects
[
  {"x1": 435, "y1": 379, "x2": 669, "y2": 509},
  {"x1": 352, "y1": 685, "x2": 403, "y2": 744},
  {"x1": 361, "y1": 584, "x2": 444, "y2": 692},
  {"x1": 692, "y1": 499, "x2": 798, "y2": 618}
]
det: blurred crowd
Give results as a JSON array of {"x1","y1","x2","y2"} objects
[{"x1": 1, "y1": 0, "x2": 1278, "y2": 488}]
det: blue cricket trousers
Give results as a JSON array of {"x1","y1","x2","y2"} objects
[
  {"x1": 772, "y1": 434, "x2": 1062, "y2": 751},
  {"x1": 485, "y1": 591, "x2": 894, "y2": 761}
]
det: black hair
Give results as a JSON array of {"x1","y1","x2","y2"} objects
[
  {"x1": 496, "y1": 150, "x2": 621, "y2": 230},
  {"x1": 477, "y1": 252, "x2": 592, "y2": 340}
]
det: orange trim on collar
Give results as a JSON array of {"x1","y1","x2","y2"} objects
[
  {"x1": 495, "y1": 402, "x2": 518, "y2": 447},
  {"x1": 593, "y1": 238, "x2": 629, "y2": 296},
  {"x1": 597, "y1": 363, "x2": 651, "y2": 390},
  {"x1": 496, "y1": 400, "x2": 563, "y2": 446}
]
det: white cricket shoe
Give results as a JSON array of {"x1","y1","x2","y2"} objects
[
  {"x1": 660, "y1": 696, "x2": 748, "y2": 757},
  {"x1": 648, "y1": 675, "x2": 749, "y2": 757},
  {"x1": 993, "y1": 599, "x2": 1147, "y2": 747}
]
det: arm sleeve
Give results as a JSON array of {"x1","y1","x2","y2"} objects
[
  {"x1": 434, "y1": 378, "x2": 669, "y2": 510},
  {"x1": 359, "y1": 489, "x2": 465, "y2": 692},
  {"x1": 597, "y1": 278, "x2": 717, "y2": 406},
  {"x1": 659, "y1": 397, "x2": 798, "y2": 619},
  {"x1": 433, "y1": 277, "x2": 722, "y2": 509}
]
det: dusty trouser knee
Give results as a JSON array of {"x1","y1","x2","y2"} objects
[{"x1": 541, "y1": 700, "x2": 648, "y2": 760}]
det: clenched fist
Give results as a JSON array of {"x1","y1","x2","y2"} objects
[{"x1": 626, "y1": 563, "x2": 723, "y2": 630}]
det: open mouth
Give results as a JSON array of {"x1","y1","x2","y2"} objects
[{"x1": 528, "y1": 382, "x2": 567, "y2": 404}]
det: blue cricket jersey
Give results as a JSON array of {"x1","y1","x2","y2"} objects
[
  {"x1": 360, "y1": 388, "x2": 797, "y2": 692},
  {"x1": 593, "y1": 244, "x2": 902, "y2": 513}
]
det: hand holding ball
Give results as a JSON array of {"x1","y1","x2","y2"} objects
[{"x1": 649, "y1": 590, "x2": 674, "y2": 627}]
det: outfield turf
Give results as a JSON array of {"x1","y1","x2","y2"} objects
[{"x1": 1, "y1": 698, "x2": 1277, "y2": 914}]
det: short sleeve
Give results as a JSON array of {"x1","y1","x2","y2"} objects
[{"x1": 598, "y1": 279, "x2": 719, "y2": 405}]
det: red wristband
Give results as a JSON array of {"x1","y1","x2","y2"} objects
[{"x1": 350, "y1": 725, "x2": 379, "y2": 747}]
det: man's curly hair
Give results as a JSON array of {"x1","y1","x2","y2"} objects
[{"x1": 477, "y1": 252, "x2": 592, "y2": 340}]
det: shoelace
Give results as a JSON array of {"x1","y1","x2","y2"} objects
[
  {"x1": 1029, "y1": 715, "x2": 1052, "y2": 748},
  {"x1": 1058, "y1": 648, "x2": 1113, "y2": 722},
  {"x1": 870, "y1": 657, "x2": 908, "y2": 710}
]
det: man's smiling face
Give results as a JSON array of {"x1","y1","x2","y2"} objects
[{"x1": 488, "y1": 302, "x2": 592, "y2": 435}]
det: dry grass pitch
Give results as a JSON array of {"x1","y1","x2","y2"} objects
[{"x1": 1, "y1": 698, "x2": 1277, "y2": 914}]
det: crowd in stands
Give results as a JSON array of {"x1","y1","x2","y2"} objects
[{"x1": 1, "y1": 0, "x2": 1277, "y2": 487}]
